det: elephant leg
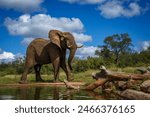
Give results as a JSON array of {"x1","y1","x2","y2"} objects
[
  {"x1": 19, "y1": 66, "x2": 30, "y2": 84},
  {"x1": 52, "y1": 58, "x2": 60, "y2": 82},
  {"x1": 19, "y1": 55, "x2": 35, "y2": 84},
  {"x1": 60, "y1": 62, "x2": 73, "y2": 81},
  {"x1": 34, "y1": 65, "x2": 44, "y2": 82}
]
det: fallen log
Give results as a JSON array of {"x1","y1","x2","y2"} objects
[
  {"x1": 63, "y1": 79, "x2": 108, "y2": 91},
  {"x1": 92, "y1": 66, "x2": 150, "y2": 81},
  {"x1": 120, "y1": 89, "x2": 150, "y2": 100},
  {"x1": 84, "y1": 79, "x2": 108, "y2": 91},
  {"x1": 106, "y1": 73, "x2": 150, "y2": 81}
]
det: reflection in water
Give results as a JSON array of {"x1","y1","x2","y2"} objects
[
  {"x1": 34, "y1": 87, "x2": 42, "y2": 100},
  {"x1": 63, "y1": 89, "x2": 79, "y2": 100},
  {"x1": 53, "y1": 87, "x2": 59, "y2": 100},
  {"x1": 0, "y1": 86, "x2": 118, "y2": 100},
  {"x1": 0, "y1": 95, "x2": 15, "y2": 100}
]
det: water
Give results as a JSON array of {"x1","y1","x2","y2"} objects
[{"x1": 0, "y1": 86, "x2": 110, "y2": 100}]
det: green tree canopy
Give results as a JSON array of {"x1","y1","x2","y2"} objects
[{"x1": 96, "y1": 33, "x2": 133, "y2": 65}]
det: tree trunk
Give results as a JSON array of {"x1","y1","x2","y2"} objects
[{"x1": 106, "y1": 73, "x2": 150, "y2": 81}]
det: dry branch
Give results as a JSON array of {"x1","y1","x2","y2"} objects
[{"x1": 64, "y1": 80, "x2": 80, "y2": 90}]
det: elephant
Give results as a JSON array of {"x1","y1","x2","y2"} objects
[{"x1": 19, "y1": 30, "x2": 82, "y2": 84}]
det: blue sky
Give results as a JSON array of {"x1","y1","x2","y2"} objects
[{"x1": 0, "y1": 0, "x2": 150, "y2": 60}]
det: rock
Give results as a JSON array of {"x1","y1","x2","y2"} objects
[{"x1": 140, "y1": 80, "x2": 150, "y2": 93}]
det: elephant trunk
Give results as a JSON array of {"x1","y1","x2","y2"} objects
[{"x1": 68, "y1": 47, "x2": 77, "y2": 71}]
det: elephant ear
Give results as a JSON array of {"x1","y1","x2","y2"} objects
[
  {"x1": 48, "y1": 30, "x2": 63, "y2": 49},
  {"x1": 63, "y1": 32, "x2": 74, "y2": 48}
]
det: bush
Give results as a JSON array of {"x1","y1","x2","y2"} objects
[
  {"x1": 40, "y1": 64, "x2": 53, "y2": 74},
  {"x1": 0, "y1": 71, "x2": 7, "y2": 77},
  {"x1": 16, "y1": 65, "x2": 24, "y2": 74},
  {"x1": 73, "y1": 60, "x2": 89, "y2": 72}
]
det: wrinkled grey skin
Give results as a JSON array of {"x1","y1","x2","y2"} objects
[{"x1": 19, "y1": 30, "x2": 78, "y2": 84}]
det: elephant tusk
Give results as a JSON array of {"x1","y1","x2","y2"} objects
[
  {"x1": 68, "y1": 45, "x2": 73, "y2": 48},
  {"x1": 77, "y1": 45, "x2": 83, "y2": 48},
  {"x1": 60, "y1": 37, "x2": 64, "y2": 40}
]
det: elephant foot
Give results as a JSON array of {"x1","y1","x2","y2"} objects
[
  {"x1": 19, "y1": 80, "x2": 28, "y2": 84},
  {"x1": 36, "y1": 77, "x2": 44, "y2": 82},
  {"x1": 53, "y1": 80, "x2": 59, "y2": 83},
  {"x1": 36, "y1": 79, "x2": 45, "y2": 82}
]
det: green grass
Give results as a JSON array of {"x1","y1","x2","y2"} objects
[
  {"x1": 109, "y1": 67, "x2": 139, "y2": 73},
  {"x1": 0, "y1": 70, "x2": 98, "y2": 84}
]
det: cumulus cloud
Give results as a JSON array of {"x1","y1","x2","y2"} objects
[
  {"x1": 76, "y1": 46, "x2": 98, "y2": 58},
  {"x1": 0, "y1": 51, "x2": 15, "y2": 60},
  {"x1": 98, "y1": 1, "x2": 142, "y2": 18},
  {"x1": 73, "y1": 33, "x2": 92, "y2": 43},
  {"x1": 61, "y1": 0, "x2": 147, "y2": 18},
  {"x1": 4, "y1": 14, "x2": 92, "y2": 45},
  {"x1": 60, "y1": 0, "x2": 105, "y2": 4},
  {"x1": 0, "y1": 49, "x2": 24, "y2": 62},
  {"x1": 0, "y1": 0, "x2": 44, "y2": 13},
  {"x1": 4, "y1": 14, "x2": 84, "y2": 37},
  {"x1": 141, "y1": 41, "x2": 150, "y2": 50}
]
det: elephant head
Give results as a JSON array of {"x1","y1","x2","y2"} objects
[{"x1": 49, "y1": 30, "x2": 82, "y2": 71}]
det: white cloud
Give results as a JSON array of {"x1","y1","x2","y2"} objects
[
  {"x1": 73, "y1": 33, "x2": 92, "y2": 43},
  {"x1": 0, "y1": 51, "x2": 15, "y2": 60},
  {"x1": 141, "y1": 41, "x2": 150, "y2": 50},
  {"x1": 60, "y1": 0, "x2": 105, "y2": 4},
  {"x1": 21, "y1": 37, "x2": 35, "y2": 45},
  {"x1": 4, "y1": 14, "x2": 92, "y2": 45},
  {"x1": 4, "y1": 14, "x2": 84, "y2": 37},
  {"x1": 76, "y1": 46, "x2": 98, "y2": 58},
  {"x1": 0, "y1": 49, "x2": 24, "y2": 63},
  {"x1": 0, "y1": 0, "x2": 44, "y2": 13},
  {"x1": 61, "y1": 0, "x2": 147, "y2": 18},
  {"x1": 98, "y1": 0, "x2": 142, "y2": 18}
]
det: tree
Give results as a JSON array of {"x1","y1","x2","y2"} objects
[
  {"x1": 100, "y1": 33, "x2": 133, "y2": 65},
  {"x1": 95, "y1": 45, "x2": 112, "y2": 59},
  {"x1": 139, "y1": 47, "x2": 150, "y2": 65}
]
